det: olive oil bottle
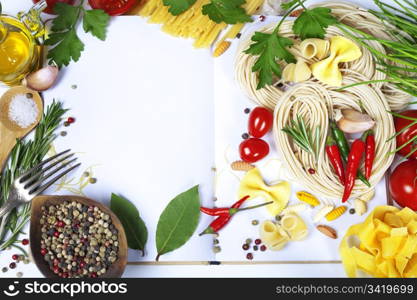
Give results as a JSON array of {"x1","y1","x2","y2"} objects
[{"x1": 0, "y1": 1, "x2": 46, "y2": 86}]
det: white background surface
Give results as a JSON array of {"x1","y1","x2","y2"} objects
[{"x1": 0, "y1": 0, "x2": 392, "y2": 278}]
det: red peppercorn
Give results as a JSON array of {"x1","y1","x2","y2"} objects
[
  {"x1": 255, "y1": 239, "x2": 262, "y2": 245},
  {"x1": 308, "y1": 168, "x2": 316, "y2": 174},
  {"x1": 53, "y1": 259, "x2": 59, "y2": 266},
  {"x1": 53, "y1": 231, "x2": 60, "y2": 238},
  {"x1": 62, "y1": 272, "x2": 69, "y2": 278},
  {"x1": 79, "y1": 261, "x2": 86, "y2": 268},
  {"x1": 260, "y1": 245, "x2": 267, "y2": 251},
  {"x1": 246, "y1": 253, "x2": 253, "y2": 260},
  {"x1": 67, "y1": 117, "x2": 75, "y2": 124},
  {"x1": 53, "y1": 266, "x2": 60, "y2": 274},
  {"x1": 9, "y1": 262, "x2": 16, "y2": 269},
  {"x1": 90, "y1": 272, "x2": 98, "y2": 278},
  {"x1": 12, "y1": 254, "x2": 19, "y2": 260},
  {"x1": 40, "y1": 248, "x2": 48, "y2": 256},
  {"x1": 22, "y1": 239, "x2": 29, "y2": 245},
  {"x1": 259, "y1": 15, "x2": 266, "y2": 21},
  {"x1": 56, "y1": 221, "x2": 65, "y2": 228},
  {"x1": 242, "y1": 244, "x2": 249, "y2": 251}
]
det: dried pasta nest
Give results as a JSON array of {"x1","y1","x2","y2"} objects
[
  {"x1": 235, "y1": 2, "x2": 411, "y2": 111},
  {"x1": 273, "y1": 81, "x2": 395, "y2": 200}
]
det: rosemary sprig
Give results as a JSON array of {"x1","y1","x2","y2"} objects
[
  {"x1": 0, "y1": 100, "x2": 67, "y2": 253},
  {"x1": 282, "y1": 115, "x2": 320, "y2": 160}
]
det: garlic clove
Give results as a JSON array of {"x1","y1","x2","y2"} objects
[
  {"x1": 23, "y1": 66, "x2": 59, "y2": 92},
  {"x1": 337, "y1": 109, "x2": 375, "y2": 133}
]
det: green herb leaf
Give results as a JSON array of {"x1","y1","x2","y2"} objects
[
  {"x1": 50, "y1": 2, "x2": 80, "y2": 32},
  {"x1": 202, "y1": 0, "x2": 252, "y2": 24},
  {"x1": 293, "y1": 7, "x2": 338, "y2": 40},
  {"x1": 244, "y1": 32, "x2": 295, "y2": 89},
  {"x1": 111, "y1": 193, "x2": 148, "y2": 256},
  {"x1": 83, "y1": 9, "x2": 110, "y2": 41},
  {"x1": 163, "y1": 0, "x2": 197, "y2": 16},
  {"x1": 155, "y1": 185, "x2": 200, "y2": 261},
  {"x1": 281, "y1": 0, "x2": 299, "y2": 10},
  {"x1": 45, "y1": 29, "x2": 85, "y2": 68}
]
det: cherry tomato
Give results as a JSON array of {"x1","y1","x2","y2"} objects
[
  {"x1": 88, "y1": 0, "x2": 138, "y2": 16},
  {"x1": 394, "y1": 110, "x2": 417, "y2": 160},
  {"x1": 33, "y1": 0, "x2": 75, "y2": 14},
  {"x1": 248, "y1": 107, "x2": 274, "y2": 138},
  {"x1": 239, "y1": 138, "x2": 269, "y2": 163},
  {"x1": 389, "y1": 160, "x2": 417, "y2": 210}
]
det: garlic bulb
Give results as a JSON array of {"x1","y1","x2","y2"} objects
[
  {"x1": 23, "y1": 66, "x2": 59, "y2": 91},
  {"x1": 337, "y1": 109, "x2": 375, "y2": 133}
]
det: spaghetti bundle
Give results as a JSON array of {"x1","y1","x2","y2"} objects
[
  {"x1": 134, "y1": 0, "x2": 264, "y2": 48},
  {"x1": 235, "y1": 2, "x2": 411, "y2": 111},
  {"x1": 273, "y1": 81, "x2": 395, "y2": 200}
]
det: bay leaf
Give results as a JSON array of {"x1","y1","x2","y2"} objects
[
  {"x1": 110, "y1": 193, "x2": 148, "y2": 256},
  {"x1": 156, "y1": 185, "x2": 200, "y2": 261}
]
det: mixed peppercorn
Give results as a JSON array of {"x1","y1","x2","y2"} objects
[{"x1": 40, "y1": 201, "x2": 119, "y2": 278}]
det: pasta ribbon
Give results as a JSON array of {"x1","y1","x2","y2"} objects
[
  {"x1": 238, "y1": 168, "x2": 291, "y2": 216},
  {"x1": 311, "y1": 36, "x2": 362, "y2": 86},
  {"x1": 340, "y1": 206, "x2": 417, "y2": 278},
  {"x1": 281, "y1": 213, "x2": 309, "y2": 241},
  {"x1": 282, "y1": 61, "x2": 312, "y2": 83},
  {"x1": 300, "y1": 38, "x2": 330, "y2": 59},
  {"x1": 259, "y1": 220, "x2": 289, "y2": 251}
]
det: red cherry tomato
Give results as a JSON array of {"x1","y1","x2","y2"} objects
[
  {"x1": 33, "y1": 0, "x2": 75, "y2": 14},
  {"x1": 88, "y1": 0, "x2": 138, "y2": 16},
  {"x1": 389, "y1": 160, "x2": 417, "y2": 210},
  {"x1": 394, "y1": 110, "x2": 417, "y2": 160},
  {"x1": 239, "y1": 138, "x2": 269, "y2": 163},
  {"x1": 248, "y1": 107, "x2": 274, "y2": 138}
]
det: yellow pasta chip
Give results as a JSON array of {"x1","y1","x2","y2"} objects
[
  {"x1": 391, "y1": 227, "x2": 408, "y2": 237},
  {"x1": 238, "y1": 168, "x2": 291, "y2": 216},
  {"x1": 311, "y1": 36, "x2": 361, "y2": 86}
]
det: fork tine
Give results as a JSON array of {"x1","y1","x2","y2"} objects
[
  {"x1": 29, "y1": 163, "x2": 81, "y2": 196},
  {"x1": 18, "y1": 149, "x2": 71, "y2": 181},
  {"x1": 20, "y1": 152, "x2": 75, "y2": 185},
  {"x1": 25, "y1": 158, "x2": 78, "y2": 191}
]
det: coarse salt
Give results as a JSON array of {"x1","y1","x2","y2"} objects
[{"x1": 8, "y1": 94, "x2": 38, "y2": 128}]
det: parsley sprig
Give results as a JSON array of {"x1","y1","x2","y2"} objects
[
  {"x1": 245, "y1": 0, "x2": 338, "y2": 89},
  {"x1": 45, "y1": 0, "x2": 110, "y2": 68},
  {"x1": 163, "y1": 0, "x2": 252, "y2": 24}
]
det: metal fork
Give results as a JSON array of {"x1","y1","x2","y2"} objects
[{"x1": 0, "y1": 149, "x2": 81, "y2": 218}]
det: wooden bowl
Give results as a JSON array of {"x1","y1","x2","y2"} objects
[{"x1": 30, "y1": 195, "x2": 128, "y2": 278}]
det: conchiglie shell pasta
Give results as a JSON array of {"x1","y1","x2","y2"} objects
[
  {"x1": 300, "y1": 38, "x2": 330, "y2": 59},
  {"x1": 281, "y1": 213, "x2": 309, "y2": 241},
  {"x1": 282, "y1": 61, "x2": 311, "y2": 83},
  {"x1": 259, "y1": 220, "x2": 290, "y2": 251}
]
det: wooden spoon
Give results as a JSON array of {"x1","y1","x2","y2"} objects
[
  {"x1": 0, "y1": 86, "x2": 43, "y2": 169},
  {"x1": 30, "y1": 195, "x2": 128, "y2": 278}
]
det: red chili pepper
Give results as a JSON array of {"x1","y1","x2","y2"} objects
[
  {"x1": 325, "y1": 134, "x2": 345, "y2": 185},
  {"x1": 199, "y1": 200, "x2": 273, "y2": 236},
  {"x1": 199, "y1": 215, "x2": 232, "y2": 235},
  {"x1": 342, "y1": 133, "x2": 367, "y2": 203},
  {"x1": 199, "y1": 196, "x2": 250, "y2": 216},
  {"x1": 365, "y1": 130, "x2": 375, "y2": 180}
]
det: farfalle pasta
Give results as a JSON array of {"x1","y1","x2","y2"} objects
[
  {"x1": 300, "y1": 38, "x2": 330, "y2": 59},
  {"x1": 238, "y1": 168, "x2": 290, "y2": 216},
  {"x1": 311, "y1": 36, "x2": 362, "y2": 86},
  {"x1": 340, "y1": 206, "x2": 417, "y2": 278}
]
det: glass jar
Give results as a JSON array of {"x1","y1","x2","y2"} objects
[{"x1": 0, "y1": 1, "x2": 46, "y2": 86}]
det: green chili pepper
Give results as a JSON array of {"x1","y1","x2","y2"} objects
[{"x1": 330, "y1": 121, "x2": 371, "y2": 187}]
